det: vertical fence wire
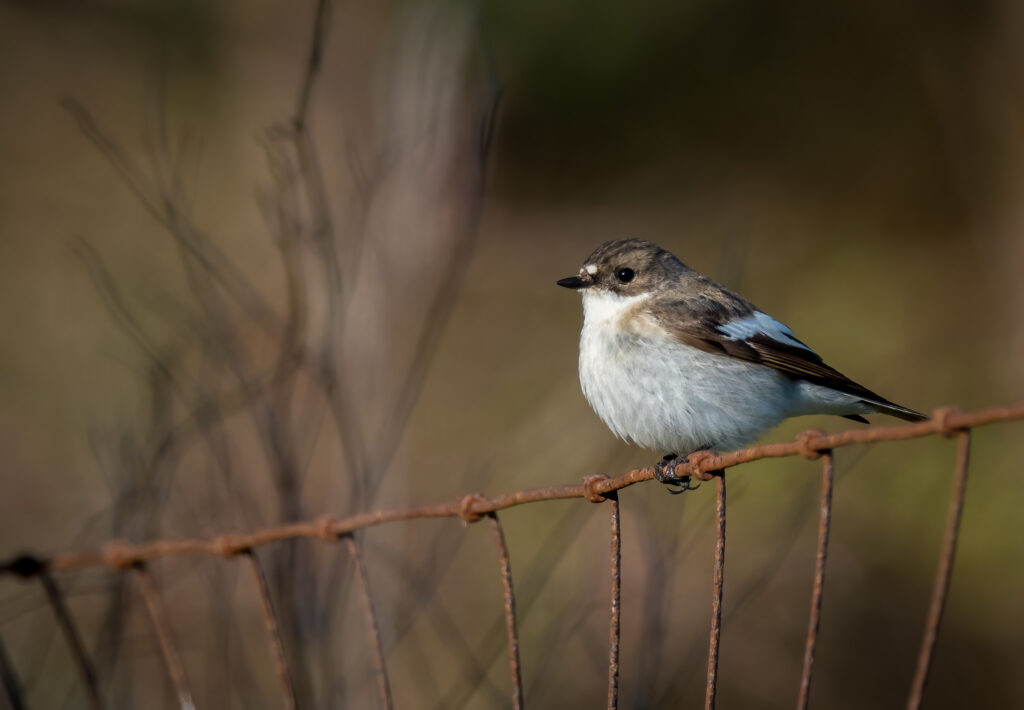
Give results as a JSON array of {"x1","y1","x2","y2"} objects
[
  {"x1": 906, "y1": 430, "x2": 972, "y2": 710},
  {"x1": 1, "y1": 409, "x2": 1018, "y2": 709},
  {"x1": 607, "y1": 493, "x2": 621, "y2": 710},
  {"x1": 342, "y1": 535, "x2": 393, "y2": 710},
  {"x1": 242, "y1": 550, "x2": 298, "y2": 710},
  {"x1": 704, "y1": 472, "x2": 726, "y2": 710},
  {"x1": 485, "y1": 512, "x2": 523, "y2": 710},
  {"x1": 797, "y1": 451, "x2": 835, "y2": 710},
  {"x1": 38, "y1": 569, "x2": 104, "y2": 710},
  {"x1": 0, "y1": 635, "x2": 25, "y2": 710},
  {"x1": 133, "y1": 565, "x2": 195, "y2": 710}
]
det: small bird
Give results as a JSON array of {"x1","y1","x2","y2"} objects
[{"x1": 558, "y1": 239, "x2": 925, "y2": 489}]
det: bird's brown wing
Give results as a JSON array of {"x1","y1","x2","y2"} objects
[{"x1": 641, "y1": 293, "x2": 926, "y2": 422}]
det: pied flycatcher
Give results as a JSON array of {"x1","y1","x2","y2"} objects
[{"x1": 558, "y1": 239, "x2": 925, "y2": 487}]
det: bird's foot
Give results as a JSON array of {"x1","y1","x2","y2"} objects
[{"x1": 654, "y1": 453, "x2": 697, "y2": 495}]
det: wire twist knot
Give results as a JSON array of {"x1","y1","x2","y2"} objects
[
  {"x1": 931, "y1": 406, "x2": 965, "y2": 438},
  {"x1": 213, "y1": 534, "x2": 246, "y2": 559},
  {"x1": 582, "y1": 474, "x2": 609, "y2": 503},
  {"x1": 794, "y1": 430, "x2": 826, "y2": 460},
  {"x1": 687, "y1": 450, "x2": 719, "y2": 481},
  {"x1": 459, "y1": 494, "x2": 488, "y2": 523},
  {"x1": 103, "y1": 541, "x2": 137, "y2": 570},
  {"x1": 315, "y1": 515, "x2": 338, "y2": 541}
]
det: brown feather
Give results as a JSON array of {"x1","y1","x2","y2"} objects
[{"x1": 641, "y1": 293, "x2": 927, "y2": 422}]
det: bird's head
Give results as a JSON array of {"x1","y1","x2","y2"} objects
[{"x1": 557, "y1": 239, "x2": 689, "y2": 298}]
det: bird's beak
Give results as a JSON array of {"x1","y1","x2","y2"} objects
[{"x1": 557, "y1": 275, "x2": 587, "y2": 289}]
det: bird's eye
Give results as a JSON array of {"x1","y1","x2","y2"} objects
[{"x1": 616, "y1": 267, "x2": 635, "y2": 283}]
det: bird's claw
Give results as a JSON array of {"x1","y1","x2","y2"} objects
[{"x1": 654, "y1": 454, "x2": 698, "y2": 494}]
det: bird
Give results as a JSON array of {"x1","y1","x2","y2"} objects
[{"x1": 557, "y1": 239, "x2": 926, "y2": 489}]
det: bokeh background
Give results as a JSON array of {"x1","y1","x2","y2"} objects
[{"x1": 1, "y1": 0, "x2": 1023, "y2": 708}]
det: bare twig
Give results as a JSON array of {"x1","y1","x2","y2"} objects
[
  {"x1": 39, "y1": 569, "x2": 104, "y2": 710},
  {"x1": 365, "y1": 72, "x2": 501, "y2": 504},
  {"x1": 294, "y1": 0, "x2": 332, "y2": 128},
  {"x1": 0, "y1": 634, "x2": 26, "y2": 710},
  {"x1": 62, "y1": 98, "x2": 284, "y2": 339},
  {"x1": 367, "y1": 540, "x2": 505, "y2": 709}
]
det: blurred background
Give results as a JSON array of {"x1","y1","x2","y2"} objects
[{"x1": 1, "y1": 0, "x2": 1022, "y2": 707}]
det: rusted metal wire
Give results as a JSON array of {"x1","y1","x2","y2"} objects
[
  {"x1": 0, "y1": 404, "x2": 1018, "y2": 709},
  {"x1": 907, "y1": 430, "x2": 972, "y2": 710},
  {"x1": 133, "y1": 565, "x2": 195, "y2": 710},
  {"x1": 242, "y1": 550, "x2": 298, "y2": 710},
  {"x1": 705, "y1": 472, "x2": 726, "y2": 710},
  {"x1": 38, "y1": 569, "x2": 105, "y2": 710},
  {"x1": 797, "y1": 451, "x2": 835, "y2": 710},
  {"x1": 15, "y1": 404, "x2": 1017, "y2": 575},
  {"x1": 342, "y1": 535, "x2": 393, "y2": 710},
  {"x1": 486, "y1": 512, "x2": 523, "y2": 710},
  {"x1": 607, "y1": 493, "x2": 621, "y2": 710}
]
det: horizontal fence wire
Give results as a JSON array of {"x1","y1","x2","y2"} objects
[
  {"x1": 2, "y1": 405, "x2": 1012, "y2": 575},
  {"x1": 0, "y1": 403, "x2": 1021, "y2": 710}
]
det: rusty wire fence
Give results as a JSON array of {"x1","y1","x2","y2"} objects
[{"x1": 1, "y1": 403, "x2": 1022, "y2": 710}]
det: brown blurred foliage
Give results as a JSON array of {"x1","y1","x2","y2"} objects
[{"x1": 1, "y1": 1, "x2": 1022, "y2": 708}]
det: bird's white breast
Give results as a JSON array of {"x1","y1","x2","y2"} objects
[{"x1": 577, "y1": 289, "x2": 798, "y2": 453}]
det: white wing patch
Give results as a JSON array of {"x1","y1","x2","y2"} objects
[{"x1": 717, "y1": 311, "x2": 813, "y2": 352}]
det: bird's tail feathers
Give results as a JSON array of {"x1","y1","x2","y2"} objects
[{"x1": 862, "y1": 399, "x2": 928, "y2": 422}]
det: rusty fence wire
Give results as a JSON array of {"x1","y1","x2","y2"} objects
[{"x1": 1, "y1": 403, "x2": 1022, "y2": 709}]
